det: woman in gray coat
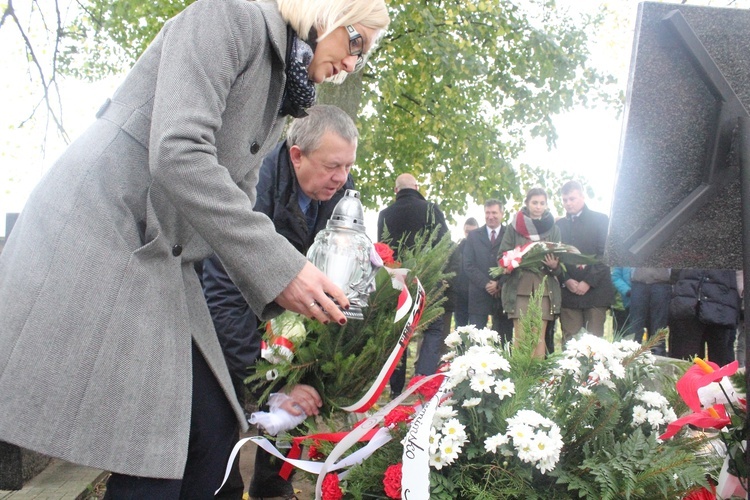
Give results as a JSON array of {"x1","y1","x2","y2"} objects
[{"x1": 0, "y1": 0, "x2": 389, "y2": 496}]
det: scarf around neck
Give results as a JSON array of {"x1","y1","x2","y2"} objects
[
  {"x1": 512, "y1": 207, "x2": 555, "y2": 241},
  {"x1": 280, "y1": 31, "x2": 316, "y2": 118}
]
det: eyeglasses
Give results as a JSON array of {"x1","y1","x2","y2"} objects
[{"x1": 345, "y1": 25, "x2": 366, "y2": 72}]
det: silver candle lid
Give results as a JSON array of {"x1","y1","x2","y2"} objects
[{"x1": 327, "y1": 189, "x2": 366, "y2": 233}]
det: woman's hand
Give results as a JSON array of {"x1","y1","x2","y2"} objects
[
  {"x1": 280, "y1": 384, "x2": 323, "y2": 417},
  {"x1": 543, "y1": 254, "x2": 559, "y2": 270},
  {"x1": 275, "y1": 261, "x2": 350, "y2": 325}
]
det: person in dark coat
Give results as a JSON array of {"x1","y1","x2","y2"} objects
[
  {"x1": 377, "y1": 173, "x2": 449, "y2": 396},
  {"x1": 449, "y1": 217, "x2": 479, "y2": 329},
  {"x1": 463, "y1": 199, "x2": 514, "y2": 345},
  {"x1": 203, "y1": 105, "x2": 357, "y2": 499},
  {"x1": 556, "y1": 181, "x2": 615, "y2": 344},
  {"x1": 668, "y1": 269, "x2": 739, "y2": 366}
]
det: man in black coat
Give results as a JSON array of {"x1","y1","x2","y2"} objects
[
  {"x1": 202, "y1": 105, "x2": 357, "y2": 499},
  {"x1": 556, "y1": 180, "x2": 614, "y2": 344},
  {"x1": 463, "y1": 199, "x2": 513, "y2": 345},
  {"x1": 377, "y1": 173, "x2": 449, "y2": 395}
]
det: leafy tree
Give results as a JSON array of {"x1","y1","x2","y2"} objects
[{"x1": 2, "y1": 0, "x2": 620, "y2": 219}]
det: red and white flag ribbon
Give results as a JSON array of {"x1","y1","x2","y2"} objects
[{"x1": 340, "y1": 275, "x2": 425, "y2": 413}]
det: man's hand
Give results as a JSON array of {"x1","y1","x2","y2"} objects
[
  {"x1": 280, "y1": 384, "x2": 322, "y2": 417},
  {"x1": 575, "y1": 281, "x2": 591, "y2": 295},
  {"x1": 565, "y1": 278, "x2": 579, "y2": 294},
  {"x1": 486, "y1": 281, "x2": 500, "y2": 297}
]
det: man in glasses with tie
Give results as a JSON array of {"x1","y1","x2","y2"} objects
[
  {"x1": 464, "y1": 199, "x2": 514, "y2": 345},
  {"x1": 556, "y1": 180, "x2": 615, "y2": 345}
]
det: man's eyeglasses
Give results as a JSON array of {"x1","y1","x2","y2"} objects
[{"x1": 345, "y1": 25, "x2": 366, "y2": 72}]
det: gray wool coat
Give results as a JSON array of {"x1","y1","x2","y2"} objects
[{"x1": 0, "y1": 0, "x2": 308, "y2": 479}]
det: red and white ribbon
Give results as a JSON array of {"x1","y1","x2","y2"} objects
[{"x1": 340, "y1": 275, "x2": 425, "y2": 413}]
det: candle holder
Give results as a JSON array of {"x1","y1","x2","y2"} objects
[{"x1": 307, "y1": 190, "x2": 377, "y2": 320}]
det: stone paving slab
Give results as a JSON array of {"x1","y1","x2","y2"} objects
[{"x1": 0, "y1": 459, "x2": 105, "y2": 500}]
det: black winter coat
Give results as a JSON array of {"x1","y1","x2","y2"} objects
[
  {"x1": 669, "y1": 269, "x2": 740, "y2": 327},
  {"x1": 376, "y1": 188, "x2": 449, "y2": 259},
  {"x1": 556, "y1": 205, "x2": 615, "y2": 309}
]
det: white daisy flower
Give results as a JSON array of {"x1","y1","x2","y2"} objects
[
  {"x1": 462, "y1": 397, "x2": 481, "y2": 408},
  {"x1": 494, "y1": 378, "x2": 515, "y2": 399},
  {"x1": 469, "y1": 373, "x2": 495, "y2": 393}
]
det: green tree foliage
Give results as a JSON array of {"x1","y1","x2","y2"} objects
[{"x1": 3, "y1": 0, "x2": 619, "y2": 218}]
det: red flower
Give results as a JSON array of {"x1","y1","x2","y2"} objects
[
  {"x1": 374, "y1": 242, "x2": 396, "y2": 266},
  {"x1": 384, "y1": 406, "x2": 415, "y2": 427},
  {"x1": 659, "y1": 404, "x2": 731, "y2": 440},
  {"x1": 322, "y1": 473, "x2": 343, "y2": 500},
  {"x1": 407, "y1": 374, "x2": 445, "y2": 400},
  {"x1": 307, "y1": 441, "x2": 325, "y2": 461},
  {"x1": 383, "y1": 463, "x2": 403, "y2": 499},
  {"x1": 677, "y1": 359, "x2": 738, "y2": 413},
  {"x1": 682, "y1": 482, "x2": 716, "y2": 500}
]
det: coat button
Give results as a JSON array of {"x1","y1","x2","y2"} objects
[
  {"x1": 172, "y1": 244, "x2": 183, "y2": 257},
  {"x1": 250, "y1": 141, "x2": 260, "y2": 154}
]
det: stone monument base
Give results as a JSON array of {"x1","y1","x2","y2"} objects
[{"x1": 0, "y1": 441, "x2": 52, "y2": 490}]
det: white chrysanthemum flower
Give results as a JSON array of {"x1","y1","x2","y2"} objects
[
  {"x1": 614, "y1": 339, "x2": 641, "y2": 354},
  {"x1": 469, "y1": 373, "x2": 496, "y2": 393},
  {"x1": 435, "y1": 405, "x2": 457, "y2": 419},
  {"x1": 639, "y1": 390, "x2": 669, "y2": 409},
  {"x1": 468, "y1": 327, "x2": 500, "y2": 345},
  {"x1": 557, "y1": 356, "x2": 581, "y2": 373},
  {"x1": 484, "y1": 433, "x2": 508, "y2": 453},
  {"x1": 632, "y1": 405, "x2": 647, "y2": 425},
  {"x1": 429, "y1": 451, "x2": 446, "y2": 469},
  {"x1": 440, "y1": 351, "x2": 456, "y2": 362},
  {"x1": 591, "y1": 361, "x2": 611, "y2": 382},
  {"x1": 646, "y1": 409, "x2": 665, "y2": 428},
  {"x1": 507, "y1": 410, "x2": 548, "y2": 428},
  {"x1": 439, "y1": 439, "x2": 461, "y2": 463},
  {"x1": 445, "y1": 330, "x2": 462, "y2": 347},
  {"x1": 576, "y1": 386, "x2": 593, "y2": 396},
  {"x1": 428, "y1": 428, "x2": 441, "y2": 454},
  {"x1": 507, "y1": 423, "x2": 534, "y2": 446},
  {"x1": 462, "y1": 397, "x2": 481, "y2": 408},
  {"x1": 494, "y1": 378, "x2": 515, "y2": 399},
  {"x1": 442, "y1": 418, "x2": 467, "y2": 442},
  {"x1": 664, "y1": 408, "x2": 677, "y2": 423},
  {"x1": 609, "y1": 361, "x2": 626, "y2": 379}
]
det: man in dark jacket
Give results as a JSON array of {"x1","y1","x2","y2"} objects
[
  {"x1": 377, "y1": 173, "x2": 449, "y2": 395},
  {"x1": 463, "y1": 200, "x2": 513, "y2": 344},
  {"x1": 669, "y1": 269, "x2": 739, "y2": 366},
  {"x1": 556, "y1": 181, "x2": 615, "y2": 344},
  {"x1": 449, "y1": 217, "x2": 479, "y2": 328},
  {"x1": 202, "y1": 105, "x2": 357, "y2": 499}
]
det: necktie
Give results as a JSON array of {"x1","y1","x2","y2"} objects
[{"x1": 490, "y1": 229, "x2": 496, "y2": 245}]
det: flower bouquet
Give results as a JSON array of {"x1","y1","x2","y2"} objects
[
  {"x1": 490, "y1": 240, "x2": 597, "y2": 277},
  {"x1": 332, "y1": 296, "x2": 715, "y2": 499},
  {"x1": 246, "y1": 228, "x2": 452, "y2": 415},
  {"x1": 660, "y1": 358, "x2": 748, "y2": 499}
]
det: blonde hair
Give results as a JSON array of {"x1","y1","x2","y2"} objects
[
  {"x1": 275, "y1": 0, "x2": 389, "y2": 82},
  {"x1": 275, "y1": 0, "x2": 390, "y2": 40}
]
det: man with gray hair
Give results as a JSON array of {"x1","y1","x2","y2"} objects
[{"x1": 202, "y1": 104, "x2": 357, "y2": 498}]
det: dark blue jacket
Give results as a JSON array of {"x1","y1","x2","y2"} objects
[
  {"x1": 669, "y1": 269, "x2": 740, "y2": 327},
  {"x1": 202, "y1": 141, "x2": 354, "y2": 382}
]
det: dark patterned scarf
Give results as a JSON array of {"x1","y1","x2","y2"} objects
[
  {"x1": 280, "y1": 31, "x2": 316, "y2": 118},
  {"x1": 512, "y1": 207, "x2": 555, "y2": 241}
]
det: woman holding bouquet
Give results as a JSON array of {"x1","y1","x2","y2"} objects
[{"x1": 499, "y1": 188, "x2": 562, "y2": 357}]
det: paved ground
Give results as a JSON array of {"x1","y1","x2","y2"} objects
[
  {"x1": 0, "y1": 433, "x2": 314, "y2": 500},
  {"x1": 0, "y1": 459, "x2": 105, "y2": 500}
]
